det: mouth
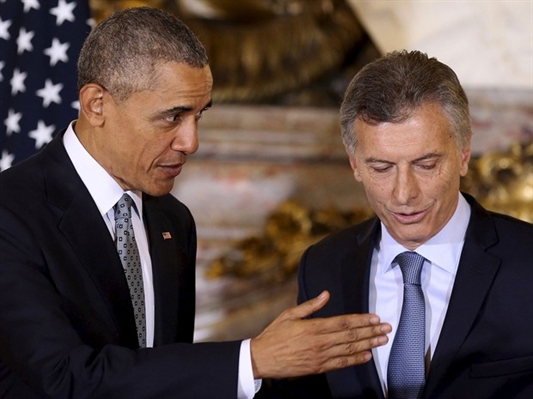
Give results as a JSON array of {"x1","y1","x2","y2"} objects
[
  {"x1": 390, "y1": 207, "x2": 429, "y2": 224},
  {"x1": 157, "y1": 162, "x2": 184, "y2": 178}
]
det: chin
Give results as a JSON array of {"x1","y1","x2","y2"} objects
[
  {"x1": 143, "y1": 184, "x2": 173, "y2": 197},
  {"x1": 392, "y1": 227, "x2": 432, "y2": 248}
]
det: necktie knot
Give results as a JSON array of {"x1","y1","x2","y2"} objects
[
  {"x1": 395, "y1": 251, "x2": 425, "y2": 285},
  {"x1": 114, "y1": 194, "x2": 134, "y2": 222}
]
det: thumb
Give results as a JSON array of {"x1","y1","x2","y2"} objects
[{"x1": 287, "y1": 290, "x2": 330, "y2": 320}]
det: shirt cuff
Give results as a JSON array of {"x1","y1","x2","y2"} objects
[{"x1": 237, "y1": 339, "x2": 262, "y2": 399}]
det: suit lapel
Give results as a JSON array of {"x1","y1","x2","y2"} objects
[
  {"x1": 43, "y1": 134, "x2": 139, "y2": 347},
  {"x1": 143, "y1": 197, "x2": 192, "y2": 346},
  {"x1": 425, "y1": 196, "x2": 500, "y2": 397},
  {"x1": 341, "y1": 218, "x2": 379, "y2": 315},
  {"x1": 327, "y1": 218, "x2": 386, "y2": 399}
]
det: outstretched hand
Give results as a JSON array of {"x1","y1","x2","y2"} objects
[{"x1": 250, "y1": 290, "x2": 391, "y2": 379}]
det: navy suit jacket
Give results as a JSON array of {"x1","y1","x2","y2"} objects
[
  {"x1": 0, "y1": 131, "x2": 242, "y2": 399},
  {"x1": 268, "y1": 194, "x2": 533, "y2": 399}
]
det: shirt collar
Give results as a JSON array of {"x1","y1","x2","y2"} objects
[
  {"x1": 63, "y1": 122, "x2": 143, "y2": 217},
  {"x1": 379, "y1": 193, "x2": 471, "y2": 275}
]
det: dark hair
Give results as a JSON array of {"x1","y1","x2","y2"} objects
[
  {"x1": 340, "y1": 50, "x2": 471, "y2": 155},
  {"x1": 77, "y1": 7, "x2": 208, "y2": 102}
]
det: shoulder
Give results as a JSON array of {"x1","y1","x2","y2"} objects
[
  {"x1": 488, "y1": 210, "x2": 533, "y2": 232},
  {"x1": 0, "y1": 152, "x2": 43, "y2": 192},
  {"x1": 303, "y1": 216, "x2": 379, "y2": 259},
  {"x1": 465, "y1": 193, "x2": 533, "y2": 248},
  {"x1": 0, "y1": 131, "x2": 71, "y2": 203},
  {"x1": 314, "y1": 216, "x2": 378, "y2": 247},
  {"x1": 486, "y1": 210, "x2": 533, "y2": 254}
]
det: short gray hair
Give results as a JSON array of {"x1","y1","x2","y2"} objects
[
  {"x1": 77, "y1": 7, "x2": 208, "y2": 102},
  {"x1": 340, "y1": 50, "x2": 471, "y2": 156}
]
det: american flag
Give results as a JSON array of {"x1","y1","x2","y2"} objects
[{"x1": 0, "y1": 0, "x2": 92, "y2": 171}]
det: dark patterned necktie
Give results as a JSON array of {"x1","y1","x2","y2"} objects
[
  {"x1": 114, "y1": 193, "x2": 146, "y2": 348},
  {"x1": 387, "y1": 251, "x2": 426, "y2": 399}
]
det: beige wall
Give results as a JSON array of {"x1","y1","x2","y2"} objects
[{"x1": 349, "y1": 0, "x2": 533, "y2": 90}]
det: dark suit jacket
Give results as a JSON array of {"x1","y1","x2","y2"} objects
[
  {"x1": 0, "y1": 131, "x2": 242, "y2": 399},
  {"x1": 268, "y1": 194, "x2": 533, "y2": 399}
]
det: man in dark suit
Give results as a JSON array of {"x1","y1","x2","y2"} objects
[
  {"x1": 269, "y1": 50, "x2": 533, "y2": 398},
  {"x1": 0, "y1": 7, "x2": 392, "y2": 399}
]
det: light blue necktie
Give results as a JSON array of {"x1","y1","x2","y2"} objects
[
  {"x1": 114, "y1": 193, "x2": 146, "y2": 348},
  {"x1": 387, "y1": 251, "x2": 426, "y2": 399}
]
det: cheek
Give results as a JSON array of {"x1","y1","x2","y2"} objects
[
  {"x1": 138, "y1": 144, "x2": 166, "y2": 172},
  {"x1": 361, "y1": 178, "x2": 390, "y2": 207},
  {"x1": 433, "y1": 165, "x2": 460, "y2": 191}
]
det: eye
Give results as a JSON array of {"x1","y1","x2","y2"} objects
[
  {"x1": 371, "y1": 165, "x2": 393, "y2": 173},
  {"x1": 417, "y1": 163, "x2": 437, "y2": 170},
  {"x1": 163, "y1": 113, "x2": 182, "y2": 123}
]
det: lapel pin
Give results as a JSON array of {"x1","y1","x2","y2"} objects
[{"x1": 162, "y1": 232, "x2": 172, "y2": 240}]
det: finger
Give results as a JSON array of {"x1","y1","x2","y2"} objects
[
  {"x1": 305, "y1": 313, "x2": 387, "y2": 335},
  {"x1": 303, "y1": 332, "x2": 390, "y2": 375},
  {"x1": 285, "y1": 290, "x2": 330, "y2": 320},
  {"x1": 315, "y1": 350, "x2": 375, "y2": 374},
  {"x1": 309, "y1": 323, "x2": 391, "y2": 353},
  {"x1": 332, "y1": 326, "x2": 390, "y2": 352}
]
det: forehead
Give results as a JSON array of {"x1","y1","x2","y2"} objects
[
  {"x1": 354, "y1": 103, "x2": 455, "y2": 157},
  {"x1": 152, "y1": 62, "x2": 213, "y2": 97},
  {"x1": 122, "y1": 62, "x2": 212, "y2": 112}
]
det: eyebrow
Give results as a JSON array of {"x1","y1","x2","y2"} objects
[
  {"x1": 162, "y1": 100, "x2": 213, "y2": 116},
  {"x1": 365, "y1": 152, "x2": 442, "y2": 164},
  {"x1": 413, "y1": 152, "x2": 442, "y2": 161}
]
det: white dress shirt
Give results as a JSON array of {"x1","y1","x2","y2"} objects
[
  {"x1": 63, "y1": 123, "x2": 257, "y2": 398},
  {"x1": 369, "y1": 193, "x2": 471, "y2": 396}
]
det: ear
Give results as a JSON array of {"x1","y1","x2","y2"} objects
[
  {"x1": 79, "y1": 84, "x2": 106, "y2": 127},
  {"x1": 459, "y1": 144, "x2": 471, "y2": 177},
  {"x1": 347, "y1": 150, "x2": 363, "y2": 182}
]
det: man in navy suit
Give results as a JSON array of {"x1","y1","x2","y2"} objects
[
  {"x1": 268, "y1": 50, "x2": 533, "y2": 398},
  {"x1": 0, "y1": 7, "x2": 392, "y2": 399}
]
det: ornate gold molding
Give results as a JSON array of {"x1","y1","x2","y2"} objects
[{"x1": 462, "y1": 139, "x2": 533, "y2": 223}]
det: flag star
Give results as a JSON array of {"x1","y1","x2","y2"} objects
[
  {"x1": 17, "y1": 27, "x2": 34, "y2": 54},
  {"x1": 71, "y1": 100, "x2": 80, "y2": 112},
  {"x1": 10, "y1": 68, "x2": 27, "y2": 95},
  {"x1": 29, "y1": 120, "x2": 55, "y2": 149},
  {"x1": 0, "y1": 150, "x2": 16, "y2": 172},
  {"x1": 50, "y1": 0, "x2": 76, "y2": 26},
  {"x1": 36, "y1": 79, "x2": 63, "y2": 107},
  {"x1": 22, "y1": 0, "x2": 40, "y2": 13},
  {"x1": 4, "y1": 109, "x2": 22, "y2": 135},
  {"x1": 0, "y1": 17, "x2": 12, "y2": 40},
  {"x1": 44, "y1": 37, "x2": 70, "y2": 66}
]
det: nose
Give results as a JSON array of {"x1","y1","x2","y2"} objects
[
  {"x1": 393, "y1": 167, "x2": 420, "y2": 204},
  {"x1": 171, "y1": 119, "x2": 199, "y2": 155}
]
